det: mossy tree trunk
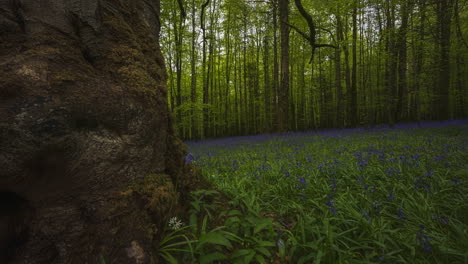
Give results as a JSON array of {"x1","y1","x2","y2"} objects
[{"x1": 0, "y1": 0, "x2": 202, "y2": 263}]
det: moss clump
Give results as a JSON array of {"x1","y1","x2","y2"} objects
[{"x1": 124, "y1": 174, "x2": 179, "y2": 222}]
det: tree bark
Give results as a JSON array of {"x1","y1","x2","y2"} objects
[
  {"x1": 436, "y1": 0, "x2": 453, "y2": 120},
  {"x1": 350, "y1": 1, "x2": 358, "y2": 127},
  {"x1": 277, "y1": 0, "x2": 290, "y2": 132},
  {"x1": 0, "y1": 0, "x2": 204, "y2": 263},
  {"x1": 190, "y1": 0, "x2": 198, "y2": 139},
  {"x1": 335, "y1": 13, "x2": 344, "y2": 128},
  {"x1": 201, "y1": 0, "x2": 211, "y2": 137}
]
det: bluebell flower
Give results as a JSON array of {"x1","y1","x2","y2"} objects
[
  {"x1": 441, "y1": 217, "x2": 448, "y2": 225},
  {"x1": 277, "y1": 239, "x2": 285, "y2": 248},
  {"x1": 385, "y1": 168, "x2": 400, "y2": 177},
  {"x1": 232, "y1": 160, "x2": 239, "y2": 171},
  {"x1": 417, "y1": 227, "x2": 432, "y2": 251},
  {"x1": 362, "y1": 210, "x2": 371, "y2": 222},
  {"x1": 425, "y1": 170, "x2": 434, "y2": 177},
  {"x1": 452, "y1": 178, "x2": 459, "y2": 185},
  {"x1": 389, "y1": 190, "x2": 395, "y2": 200},
  {"x1": 414, "y1": 177, "x2": 431, "y2": 191},
  {"x1": 184, "y1": 153, "x2": 195, "y2": 164},
  {"x1": 326, "y1": 198, "x2": 338, "y2": 215},
  {"x1": 299, "y1": 177, "x2": 306, "y2": 188},
  {"x1": 397, "y1": 207, "x2": 405, "y2": 219}
]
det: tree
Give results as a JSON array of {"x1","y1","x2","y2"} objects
[
  {"x1": 436, "y1": 0, "x2": 454, "y2": 120},
  {"x1": 201, "y1": 0, "x2": 211, "y2": 137},
  {"x1": 277, "y1": 0, "x2": 290, "y2": 132},
  {"x1": 159, "y1": 0, "x2": 468, "y2": 140},
  {"x1": 0, "y1": 0, "x2": 203, "y2": 262}
]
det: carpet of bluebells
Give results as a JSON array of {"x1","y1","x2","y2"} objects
[{"x1": 185, "y1": 121, "x2": 468, "y2": 263}]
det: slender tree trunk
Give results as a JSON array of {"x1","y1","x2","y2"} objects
[
  {"x1": 263, "y1": 35, "x2": 271, "y2": 132},
  {"x1": 436, "y1": 0, "x2": 453, "y2": 120},
  {"x1": 201, "y1": 0, "x2": 211, "y2": 138},
  {"x1": 174, "y1": 7, "x2": 185, "y2": 135},
  {"x1": 190, "y1": 0, "x2": 198, "y2": 139},
  {"x1": 385, "y1": 0, "x2": 397, "y2": 127},
  {"x1": 225, "y1": 6, "x2": 232, "y2": 136},
  {"x1": 350, "y1": 1, "x2": 358, "y2": 127},
  {"x1": 343, "y1": 17, "x2": 351, "y2": 127},
  {"x1": 335, "y1": 13, "x2": 344, "y2": 128},
  {"x1": 277, "y1": 0, "x2": 290, "y2": 132},
  {"x1": 396, "y1": 1, "x2": 410, "y2": 122}
]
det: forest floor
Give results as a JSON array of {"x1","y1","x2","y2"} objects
[{"x1": 161, "y1": 120, "x2": 468, "y2": 263}]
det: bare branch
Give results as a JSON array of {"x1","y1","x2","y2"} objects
[
  {"x1": 283, "y1": 20, "x2": 310, "y2": 41},
  {"x1": 293, "y1": 0, "x2": 337, "y2": 63}
]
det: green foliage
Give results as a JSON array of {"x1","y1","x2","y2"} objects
[
  {"x1": 161, "y1": 0, "x2": 468, "y2": 139},
  {"x1": 157, "y1": 188, "x2": 279, "y2": 263},
  {"x1": 180, "y1": 125, "x2": 468, "y2": 263}
]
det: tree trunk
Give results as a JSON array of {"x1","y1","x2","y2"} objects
[
  {"x1": 396, "y1": 1, "x2": 410, "y2": 122},
  {"x1": 190, "y1": 0, "x2": 198, "y2": 139},
  {"x1": 201, "y1": 0, "x2": 211, "y2": 138},
  {"x1": 277, "y1": 0, "x2": 290, "y2": 132},
  {"x1": 272, "y1": 0, "x2": 280, "y2": 131},
  {"x1": 385, "y1": 0, "x2": 397, "y2": 127},
  {"x1": 436, "y1": 0, "x2": 453, "y2": 120},
  {"x1": 335, "y1": 13, "x2": 344, "y2": 128},
  {"x1": 263, "y1": 35, "x2": 271, "y2": 132},
  {"x1": 0, "y1": 0, "x2": 204, "y2": 263},
  {"x1": 350, "y1": 1, "x2": 358, "y2": 127}
]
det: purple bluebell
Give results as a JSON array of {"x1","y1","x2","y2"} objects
[
  {"x1": 185, "y1": 153, "x2": 195, "y2": 164},
  {"x1": 232, "y1": 159, "x2": 239, "y2": 171},
  {"x1": 299, "y1": 177, "x2": 306, "y2": 188},
  {"x1": 397, "y1": 207, "x2": 405, "y2": 219},
  {"x1": 441, "y1": 217, "x2": 448, "y2": 225},
  {"x1": 362, "y1": 210, "x2": 371, "y2": 222},
  {"x1": 417, "y1": 227, "x2": 432, "y2": 251},
  {"x1": 326, "y1": 198, "x2": 338, "y2": 215}
]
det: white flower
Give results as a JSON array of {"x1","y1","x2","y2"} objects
[{"x1": 168, "y1": 216, "x2": 183, "y2": 230}]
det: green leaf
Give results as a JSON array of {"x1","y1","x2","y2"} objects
[
  {"x1": 255, "y1": 246, "x2": 271, "y2": 257},
  {"x1": 231, "y1": 249, "x2": 252, "y2": 258},
  {"x1": 160, "y1": 251, "x2": 178, "y2": 264},
  {"x1": 255, "y1": 254, "x2": 266, "y2": 264},
  {"x1": 191, "y1": 201, "x2": 201, "y2": 212},
  {"x1": 200, "y1": 252, "x2": 227, "y2": 264},
  {"x1": 196, "y1": 231, "x2": 233, "y2": 250},
  {"x1": 253, "y1": 218, "x2": 273, "y2": 234},
  {"x1": 228, "y1": 209, "x2": 242, "y2": 216}
]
